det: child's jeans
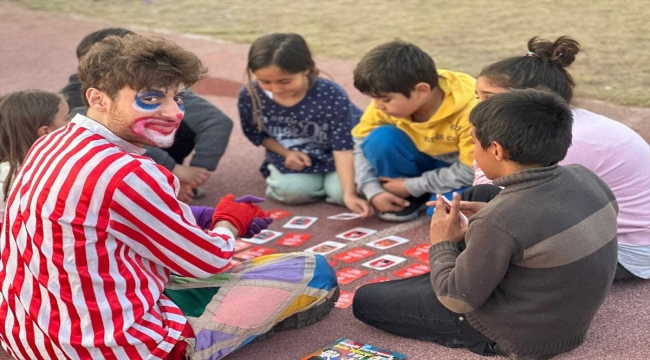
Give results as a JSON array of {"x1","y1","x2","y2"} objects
[
  {"x1": 360, "y1": 125, "x2": 467, "y2": 215},
  {"x1": 264, "y1": 164, "x2": 344, "y2": 205}
]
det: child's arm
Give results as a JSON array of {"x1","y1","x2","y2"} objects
[
  {"x1": 404, "y1": 115, "x2": 475, "y2": 196},
  {"x1": 260, "y1": 138, "x2": 311, "y2": 171},
  {"x1": 183, "y1": 90, "x2": 234, "y2": 172},
  {"x1": 404, "y1": 161, "x2": 475, "y2": 196},
  {"x1": 353, "y1": 137, "x2": 409, "y2": 212},
  {"x1": 333, "y1": 149, "x2": 373, "y2": 217},
  {"x1": 428, "y1": 216, "x2": 518, "y2": 314},
  {"x1": 238, "y1": 87, "x2": 311, "y2": 171}
]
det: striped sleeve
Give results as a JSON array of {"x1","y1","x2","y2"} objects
[{"x1": 108, "y1": 161, "x2": 235, "y2": 278}]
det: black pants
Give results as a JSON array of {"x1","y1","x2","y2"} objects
[
  {"x1": 353, "y1": 273, "x2": 496, "y2": 356},
  {"x1": 163, "y1": 121, "x2": 196, "y2": 164}
]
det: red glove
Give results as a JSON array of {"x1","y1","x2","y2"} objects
[{"x1": 211, "y1": 194, "x2": 266, "y2": 236}]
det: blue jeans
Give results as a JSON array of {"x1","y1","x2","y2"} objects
[{"x1": 360, "y1": 125, "x2": 467, "y2": 215}]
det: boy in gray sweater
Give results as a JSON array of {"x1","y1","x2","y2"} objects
[{"x1": 353, "y1": 89, "x2": 618, "y2": 359}]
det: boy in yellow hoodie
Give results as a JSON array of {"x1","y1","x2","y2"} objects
[{"x1": 352, "y1": 40, "x2": 477, "y2": 221}]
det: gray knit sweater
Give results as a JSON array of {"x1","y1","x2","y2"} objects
[{"x1": 429, "y1": 164, "x2": 618, "y2": 358}]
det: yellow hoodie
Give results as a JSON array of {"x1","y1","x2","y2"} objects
[{"x1": 352, "y1": 70, "x2": 477, "y2": 167}]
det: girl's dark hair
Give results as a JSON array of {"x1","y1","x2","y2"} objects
[
  {"x1": 479, "y1": 36, "x2": 580, "y2": 102},
  {"x1": 0, "y1": 90, "x2": 63, "y2": 200},
  {"x1": 245, "y1": 33, "x2": 319, "y2": 131}
]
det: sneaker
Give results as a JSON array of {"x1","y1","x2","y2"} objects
[
  {"x1": 191, "y1": 188, "x2": 205, "y2": 200},
  {"x1": 254, "y1": 287, "x2": 340, "y2": 342},
  {"x1": 378, "y1": 193, "x2": 430, "y2": 222}
]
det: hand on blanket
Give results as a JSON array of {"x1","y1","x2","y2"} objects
[{"x1": 211, "y1": 194, "x2": 267, "y2": 237}]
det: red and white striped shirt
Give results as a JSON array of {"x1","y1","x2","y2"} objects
[{"x1": 0, "y1": 115, "x2": 235, "y2": 360}]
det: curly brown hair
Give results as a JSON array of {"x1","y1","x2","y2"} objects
[{"x1": 78, "y1": 34, "x2": 207, "y2": 104}]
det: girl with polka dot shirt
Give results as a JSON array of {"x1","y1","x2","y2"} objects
[{"x1": 238, "y1": 33, "x2": 372, "y2": 217}]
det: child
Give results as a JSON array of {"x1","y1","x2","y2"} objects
[
  {"x1": 0, "y1": 90, "x2": 70, "y2": 226},
  {"x1": 238, "y1": 33, "x2": 372, "y2": 217},
  {"x1": 61, "y1": 27, "x2": 234, "y2": 203},
  {"x1": 353, "y1": 89, "x2": 618, "y2": 359},
  {"x1": 352, "y1": 40, "x2": 477, "y2": 222},
  {"x1": 471, "y1": 36, "x2": 650, "y2": 280}
]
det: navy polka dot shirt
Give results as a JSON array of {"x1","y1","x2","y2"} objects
[{"x1": 238, "y1": 78, "x2": 362, "y2": 176}]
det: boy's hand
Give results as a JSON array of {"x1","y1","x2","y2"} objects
[
  {"x1": 378, "y1": 177, "x2": 410, "y2": 198},
  {"x1": 370, "y1": 192, "x2": 410, "y2": 213},
  {"x1": 173, "y1": 164, "x2": 211, "y2": 188},
  {"x1": 458, "y1": 201, "x2": 487, "y2": 218},
  {"x1": 428, "y1": 193, "x2": 467, "y2": 244},
  {"x1": 343, "y1": 193, "x2": 374, "y2": 218},
  {"x1": 284, "y1": 151, "x2": 312, "y2": 171}
]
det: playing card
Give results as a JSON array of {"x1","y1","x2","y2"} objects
[
  {"x1": 304, "y1": 241, "x2": 347, "y2": 255},
  {"x1": 234, "y1": 239, "x2": 253, "y2": 252},
  {"x1": 327, "y1": 212, "x2": 362, "y2": 220},
  {"x1": 265, "y1": 209, "x2": 292, "y2": 220},
  {"x1": 283, "y1": 216, "x2": 318, "y2": 229},
  {"x1": 336, "y1": 267, "x2": 369, "y2": 284},
  {"x1": 403, "y1": 244, "x2": 432, "y2": 263},
  {"x1": 335, "y1": 227, "x2": 377, "y2": 241},
  {"x1": 365, "y1": 235, "x2": 410, "y2": 250},
  {"x1": 332, "y1": 247, "x2": 376, "y2": 263},
  {"x1": 242, "y1": 229, "x2": 283, "y2": 244},
  {"x1": 276, "y1": 233, "x2": 311, "y2": 246},
  {"x1": 362, "y1": 255, "x2": 406, "y2": 270},
  {"x1": 334, "y1": 290, "x2": 355, "y2": 309},
  {"x1": 234, "y1": 246, "x2": 277, "y2": 260},
  {"x1": 394, "y1": 263, "x2": 430, "y2": 278},
  {"x1": 327, "y1": 260, "x2": 338, "y2": 268}
]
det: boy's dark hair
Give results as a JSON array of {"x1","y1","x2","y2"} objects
[
  {"x1": 353, "y1": 39, "x2": 438, "y2": 98},
  {"x1": 470, "y1": 89, "x2": 573, "y2": 166},
  {"x1": 76, "y1": 27, "x2": 135, "y2": 60},
  {"x1": 479, "y1": 36, "x2": 580, "y2": 102},
  {"x1": 78, "y1": 34, "x2": 207, "y2": 105}
]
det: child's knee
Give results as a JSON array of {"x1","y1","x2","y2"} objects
[
  {"x1": 266, "y1": 177, "x2": 325, "y2": 205},
  {"x1": 323, "y1": 172, "x2": 344, "y2": 205},
  {"x1": 361, "y1": 125, "x2": 404, "y2": 158}
]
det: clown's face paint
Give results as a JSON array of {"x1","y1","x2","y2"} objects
[
  {"x1": 129, "y1": 89, "x2": 186, "y2": 147},
  {"x1": 105, "y1": 86, "x2": 186, "y2": 148}
]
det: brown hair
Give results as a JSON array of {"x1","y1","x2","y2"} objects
[
  {"x1": 245, "y1": 33, "x2": 319, "y2": 131},
  {"x1": 78, "y1": 34, "x2": 207, "y2": 105},
  {"x1": 76, "y1": 27, "x2": 135, "y2": 60},
  {"x1": 479, "y1": 36, "x2": 580, "y2": 102},
  {"x1": 0, "y1": 90, "x2": 63, "y2": 200}
]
